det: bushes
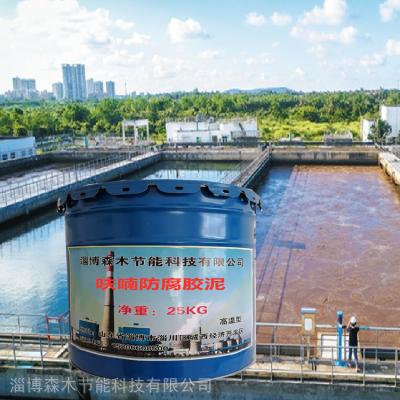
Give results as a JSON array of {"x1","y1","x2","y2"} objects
[{"x1": 259, "y1": 119, "x2": 361, "y2": 141}]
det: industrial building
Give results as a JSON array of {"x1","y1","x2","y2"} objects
[
  {"x1": 381, "y1": 105, "x2": 400, "y2": 138},
  {"x1": 361, "y1": 118, "x2": 376, "y2": 142},
  {"x1": 361, "y1": 105, "x2": 400, "y2": 141},
  {"x1": 166, "y1": 115, "x2": 259, "y2": 144},
  {"x1": 0, "y1": 137, "x2": 36, "y2": 161}
]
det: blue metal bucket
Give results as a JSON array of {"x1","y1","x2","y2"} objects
[{"x1": 57, "y1": 180, "x2": 261, "y2": 382}]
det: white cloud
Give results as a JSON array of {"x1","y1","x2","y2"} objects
[
  {"x1": 380, "y1": 0, "x2": 400, "y2": 21},
  {"x1": 103, "y1": 51, "x2": 144, "y2": 67},
  {"x1": 0, "y1": 0, "x2": 144, "y2": 92},
  {"x1": 245, "y1": 12, "x2": 266, "y2": 26},
  {"x1": 298, "y1": 0, "x2": 347, "y2": 25},
  {"x1": 260, "y1": 53, "x2": 276, "y2": 64},
  {"x1": 152, "y1": 55, "x2": 192, "y2": 79},
  {"x1": 293, "y1": 67, "x2": 306, "y2": 78},
  {"x1": 246, "y1": 58, "x2": 257, "y2": 65},
  {"x1": 342, "y1": 58, "x2": 355, "y2": 67},
  {"x1": 270, "y1": 12, "x2": 292, "y2": 26},
  {"x1": 272, "y1": 42, "x2": 280, "y2": 47},
  {"x1": 290, "y1": 67, "x2": 307, "y2": 81},
  {"x1": 360, "y1": 53, "x2": 385, "y2": 67},
  {"x1": 316, "y1": 59, "x2": 355, "y2": 71},
  {"x1": 198, "y1": 50, "x2": 220, "y2": 59},
  {"x1": 115, "y1": 19, "x2": 134, "y2": 29},
  {"x1": 124, "y1": 33, "x2": 151, "y2": 45},
  {"x1": 261, "y1": 73, "x2": 281, "y2": 85},
  {"x1": 385, "y1": 39, "x2": 400, "y2": 55},
  {"x1": 167, "y1": 18, "x2": 207, "y2": 43},
  {"x1": 196, "y1": 69, "x2": 218, "y2": 79},
  {"x1": 290, "y1": 26, "x2": 359, "y2": 43},
  {"x1": 307, "y1": 44, "x2": 327, "y2": 58}
]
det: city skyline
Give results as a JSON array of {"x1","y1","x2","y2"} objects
[
  {"x1": 0, "y1": 0, "x2": 400, "y2": 95},
  {"x1": 6, "y1": 67, "x2": 116, "y2": 100}
]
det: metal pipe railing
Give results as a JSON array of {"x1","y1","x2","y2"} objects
[
  {"x1": 1, "y1": 329, "x2": 399, "y2": 388},
  {"x1": 0, "y1": 149, "x2": 154, "y2": 208},
  {"x1": 218, "y1": 151, "x2": 260, "y2": 185}
]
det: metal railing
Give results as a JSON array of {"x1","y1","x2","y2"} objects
[
  {"x1": 0, "y1": 331, "x2": 398, "y2": 387},
  {"x1": 256, "y1": 322, "x2": 400, "y2": 361},
  {"x1": 242, "y1": 342, "x2": 399, "y2": 387},
  {"x1": 0, "y1": 319, "x2": 399, "y2": 388},
  {"x1": 164, "y1": 141, "x2": 261, "y2": 148},
  {"x1": 0, "y1": 311, "x2": 69, "y2": 336},
  {"x1": 218, "y1": 151, "x2": 260, "y2": 185},
  {"x1": 0, "y1": 148, "x2": 154, "y2": 208},
  {"x1": 231, "y1": 147, "x2": 271, "y2": 187},
  {"x1": 0, "y1": 332, "x2": 70, "y2": 369}
]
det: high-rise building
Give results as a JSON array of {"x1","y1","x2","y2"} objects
[
  {"x1": 52, "y1": 82, "x2": 63, "y2": 100},
  {"x1": 21, "y1": 79, "x2": 36, "y2": 91},
  {"x1": 86, "y1": 78, "x2": 94, "y2": 98},
  {"x1": 62, "y1": 64, "x2": 87, "y2": 100},
  {"x1": 13, "y1": 77, "x2": 21, "y2": 91},
  {"x1": 106, "y1": 81, "x2": 115, "y2": 98},
  {"x1": 94, "y1": 81, "x2": 103, "y2": 94},
  {"x1": 13, "y1": 77, "x2": 36, "y2": 91}
]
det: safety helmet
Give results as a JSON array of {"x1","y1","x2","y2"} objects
[{"x1": 350, "y1": 316, "x2": 357, "y2": 325}]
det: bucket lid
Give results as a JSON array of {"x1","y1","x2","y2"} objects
[{"x1": 57, "y1": 179, "x2": 262, "y2": 213}]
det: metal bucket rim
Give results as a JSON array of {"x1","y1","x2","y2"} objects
[{"x1": 57, "y1": 179, "x2": 261, "y2": 213}]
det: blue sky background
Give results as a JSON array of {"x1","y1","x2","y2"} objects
[{"x1": 0, "y1": 0, "x2": 399, "y2": 95}]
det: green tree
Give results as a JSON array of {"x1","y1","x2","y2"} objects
[
  {"x1": 370, "y1": 118, "x2": 392, "y2": 144},
  {"x1": 61, "y1": 104, "x2": 90, "y2": 133}
]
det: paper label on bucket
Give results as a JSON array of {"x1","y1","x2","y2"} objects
[{"x1": 68, "y1": 246, "x2": 253, "y2": 359}]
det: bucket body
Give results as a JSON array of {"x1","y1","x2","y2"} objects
[{"x1": 58, "y1": 180, "x2": 261, "y2": 382}]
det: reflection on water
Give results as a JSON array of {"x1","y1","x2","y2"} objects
[
  {"x1": 248, "y1": 165, "x2": 294, "y2": 257},
  {"x1": 121, "y1": 161, "x2": 238, "y2": 182},
  {"x1": 0, "y1": 161, "x2": 237, "y2": 333},
  {"x1": 0, "y1": 163, "x2": 74, "y2": 191}
]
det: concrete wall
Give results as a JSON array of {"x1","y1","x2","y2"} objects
[
  {"x1": 0, "y1": 150, "x2": 138, "y2": 175},
  {"x1": 0, "y1": 154, "x2": 161, "y2": 225},
  {"x1": 161, "y1": 149, "x2": 258, "y2": 162},
  {"x1": 0, "y1": 367, "x2": 399, "y2": 400},
  {"x1": 0, "y1": 153, "x2": 51, "y2": 174},
  {"x1": 272, "y1": 149, "x2": 379, "y2": 165}
]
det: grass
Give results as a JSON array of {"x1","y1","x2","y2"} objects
[{"x1": 259, "y1": 119, "x2": 361, "y2": 141}]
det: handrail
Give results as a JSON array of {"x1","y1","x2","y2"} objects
[
  {"x1": 0, "y1": 148, "x2": 154, "y2": 208},
  {"x1": 2, "y1": 334, "x2": 399, "y2": 388},
  {"x1": 218, "y1": 151, "x2": 259, "y2": 185}
]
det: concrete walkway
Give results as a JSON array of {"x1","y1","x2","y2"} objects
[{"x1": 0, "y1": 152, "x2": 155, "y2": 209}]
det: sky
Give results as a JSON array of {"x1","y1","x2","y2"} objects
[{"x1": 0, "y1": 0, "x2": 400, "y2": 95}]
